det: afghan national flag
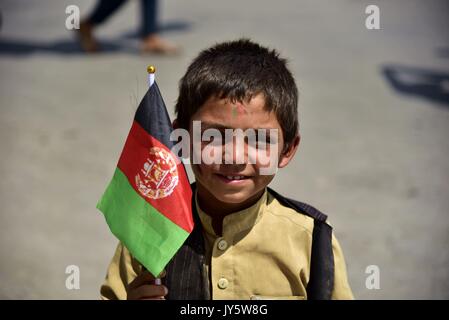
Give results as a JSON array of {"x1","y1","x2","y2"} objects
[{"x1": 97, "y1": 81, "x2": 194, "y2": 277}]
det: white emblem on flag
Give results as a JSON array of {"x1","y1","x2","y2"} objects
[{"x1": 135, "y1": 147, "x2": 179, "y2": 199}]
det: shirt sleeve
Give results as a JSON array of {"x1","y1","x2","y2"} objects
[
  {"x1": 100, "y1": 242, "x2": 142, "y2": 300},
  {"x1": 331, "y1": 233, "x2": 354, "y2": 300}
]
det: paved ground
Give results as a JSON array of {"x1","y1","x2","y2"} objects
[{"x1": 0, "y1": 0, "x2": 448, "y2": 299}]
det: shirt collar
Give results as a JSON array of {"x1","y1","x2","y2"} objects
[{"x1": 195, "y1": 188, "x2": 268, "y2": 239}]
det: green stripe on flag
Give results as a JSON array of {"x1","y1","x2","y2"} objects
[{"x1": 97, "y1": 168, "x2": 189, "y2": 277}]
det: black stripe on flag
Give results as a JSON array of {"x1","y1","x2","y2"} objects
[{"x1": 134, "y1": 82, "x2": 175, "y2": 149}]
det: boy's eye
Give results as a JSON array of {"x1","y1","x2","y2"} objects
[
  {"x1": 254, "y1": 139, "x2": 273, "y2": 148},
  {"x1": 252, "y1": 130, "x2": 278, "y2": 147},
  {"x1": 201, "y1": 129, "x2": 224, "y2": 146},
  {"x1": 200, "y1": 128, "x2": 278, "y2": 147}
]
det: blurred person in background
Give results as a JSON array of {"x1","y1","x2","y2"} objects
[{"x1": 78, "y1": 0, "x2": 179, "y2": 54}]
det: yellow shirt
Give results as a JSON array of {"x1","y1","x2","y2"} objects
[{"x1": 100, "y1": 188, "x2": 354, "y2": 300}]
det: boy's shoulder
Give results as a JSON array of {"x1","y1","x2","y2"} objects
[
  {"x1": 265, "y1": 187, "x2": 329, "y2": 235},
  {"x1": 267, "y1": 187, "x2": 328, "y2": 222}
]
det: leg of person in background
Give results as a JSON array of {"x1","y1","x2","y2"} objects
[
  {"x1": 78, "y1": 0, "x2": 128, "y2": 53},
  {"x1": 140, "y1": 0, "x2": 179, "y2": 55}
]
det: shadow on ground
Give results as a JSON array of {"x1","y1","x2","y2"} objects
[
  {"x1": 382, "y1": 64, "x2": 449, "y2": 107},
  {"x1": 0, "y1": 20, "x2": 191, "y2": 56}
]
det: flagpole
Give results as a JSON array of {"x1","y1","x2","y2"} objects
[{"x1": 146, "y1": 65, "x2": 163, "y2": 287}]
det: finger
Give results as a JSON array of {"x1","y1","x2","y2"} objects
[
  {"x1": 127, "y1": 284, "x2": 167, "y2": 300},
  {"x1": 142, "y1": 296, "x2": 166, "y2": 301},
  {"x1": 128, "y1": 270, "x2": 157, "y2": 290},
  {"x1": 127, "y1": 285, "x2": 168, "y2": 300}
]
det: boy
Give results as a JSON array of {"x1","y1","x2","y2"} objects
[{"x1": 100, "y1": 39, "x2": 353, "y2": 300}]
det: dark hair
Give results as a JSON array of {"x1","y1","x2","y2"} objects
[{"x1": 175, "y1": 39, "x2": 299, "y2": 151}]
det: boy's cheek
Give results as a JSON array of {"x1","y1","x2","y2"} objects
[
  {"x1": 256, "y1": 174, "x2": 276, "y2": 187},
  {"x1": 249, "y1": 145, "x2": 280, "y2": 176}
]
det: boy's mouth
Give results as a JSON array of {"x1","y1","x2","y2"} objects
[{"x1": 215, "y1": 173, "x2": 251, "y2": 183}]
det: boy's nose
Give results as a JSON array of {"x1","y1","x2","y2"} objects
[{"x1": 223, "y1": 138, "x2": 247, "y2": 165}]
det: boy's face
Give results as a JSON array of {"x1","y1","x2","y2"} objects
[{"x1": 188, "y1": 94, "x2": 299, "y2": 207}]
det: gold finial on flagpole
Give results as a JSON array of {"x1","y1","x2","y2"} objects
[
  {"x1": 147, "y1": 65, "x2": 156, "y2": 74},
  {"x1": 147, "y1": 65, "x2": 156, "y2": 87}
]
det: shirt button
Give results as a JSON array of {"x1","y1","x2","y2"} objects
[
  {"x1": 217, "y1": 239, "x2": 228, "y2": 251},
  {"x1": 217, "y1": 278, "x2": 229, "y2": 289}
]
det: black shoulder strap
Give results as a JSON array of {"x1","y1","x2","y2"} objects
[
  {"x1": 266, "y1": 187, "x2": 328, "y2": 222},
  {"x1": 307, "y1": 219, "x2": 334, "y2": 300},
  {"x1": 267, "y1": 187, "x2": 334, "y2": 300}
]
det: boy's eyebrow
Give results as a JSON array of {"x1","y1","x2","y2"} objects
[{"x1": 200, "y1": 121, "x2": 278, "y2": 131}]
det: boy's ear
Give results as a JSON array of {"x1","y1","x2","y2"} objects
[{"x1": 278, "y1": 134, "x2": 300, "y2": 168}]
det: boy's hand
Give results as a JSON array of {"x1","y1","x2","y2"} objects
[{"x1": 127, "y1": 269, "x2": 168, "y2": 300}]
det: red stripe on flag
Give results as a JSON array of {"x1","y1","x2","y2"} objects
[{"x1": 117, "y1": 121, "x2": 194, "y2": 233}]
